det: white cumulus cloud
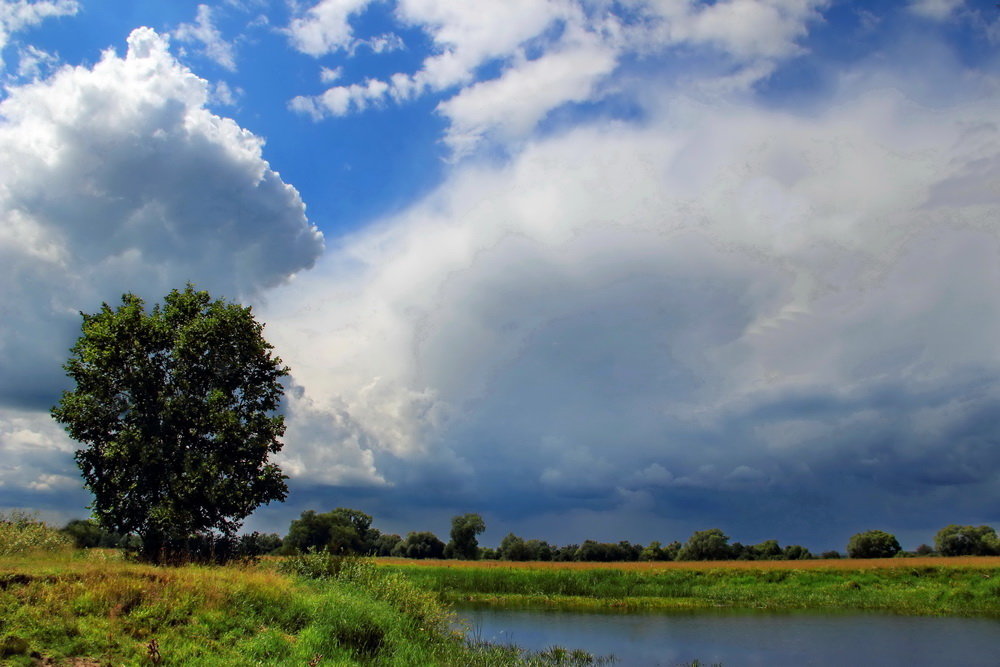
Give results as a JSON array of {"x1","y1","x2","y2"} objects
[
  {"x1": 287, "y1": 0, "x2": 376, "y2": 56},
  {"x1": 0, "y1": 27, "x2": 323, "y2": 408}
]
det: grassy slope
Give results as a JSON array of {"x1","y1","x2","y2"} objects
[
  {"x1": 0, "y1": 550, "x2": 597, "y2": 666},
  {"x1": 379, "y1": 557, "x2": 1000, "y2": 616}
]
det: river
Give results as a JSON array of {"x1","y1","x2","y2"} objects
[{"x1": 456, "y1": 606, "x2": 1000, "y2": 666}]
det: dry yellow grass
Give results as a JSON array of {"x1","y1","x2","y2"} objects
[{"x1": 375, "y1": 555, "x2": 1000, "y2": 571}]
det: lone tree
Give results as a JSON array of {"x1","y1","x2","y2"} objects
[
  {"x1": 678, "y1": 528, "x2": 733, "y2": 561},
  {"x1": 934, "y1": 525, "x2": 999, "y2": 556},
  {"x1": 846, "y1": 529, "x2": 901, "y2": 558},
  {"x1": 445, "y1": 513, "x2": 486, "y2": 560},
  {"x1": 284, "y1": 508, "x2": 380, "y2": 555},
  {"x1": 51, "y1": 285, "x2": 289, "y2": 563}
]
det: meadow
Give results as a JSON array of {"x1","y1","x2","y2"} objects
[
  {"x1": 0, "y1": 548, "x2": 602, "y2": 666},
  {"x1": 3, "y1": 513, "x2": 998, "y2": 665},
  {"x1": 378, "y1": 556, "x2": 1000, "y2": 616}
]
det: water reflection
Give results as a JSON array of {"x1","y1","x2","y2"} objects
[{"x1": 457, "y1": 606, "x2": 1000, "y2": 666}]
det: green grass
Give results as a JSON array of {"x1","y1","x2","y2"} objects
[
  {"x1": 383, "y1": 563, "x2": 1000, "y2": 617},
  {"x1": 0, "y1": 551, "x2": 605, "y2": 666}
]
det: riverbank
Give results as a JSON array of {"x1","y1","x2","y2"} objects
[
  {"x1": 379, "y1": 557, "x2": 1000, "y2": 616},
  {"x1": 0, "y1": 550, "x2": 599, "y2": 665}
]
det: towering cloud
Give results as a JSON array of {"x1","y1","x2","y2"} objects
[
  {"x1": 266, "y1": 59, "x2": 1000, "y2": 543},
  {"x1": 0, "y1": 28, "x2": 323, "y2": 496}
]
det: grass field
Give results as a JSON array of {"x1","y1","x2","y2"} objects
[
  {"x1": 377, "y1": 557, "x2": 1000, "y2": 616},
  {"x1": 0, "y1": 550, "x2": 603, "y2": 666},
  {"x1": 376, "y1": 555, "x2": 1000, "y2": 571}
]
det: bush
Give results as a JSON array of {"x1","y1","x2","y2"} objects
[
  {"x1": 61, "y1": 518, "x2": 127, "y2": 549},
  {"x1": 0, "y1": 511, "x2": 72, "y2": 556},
  {"x1": 847, "y1": 530, "x2": 901, "y2": 558},
  {"x1": 277, "y1": 547, "x2": 358, "y2": 579}
]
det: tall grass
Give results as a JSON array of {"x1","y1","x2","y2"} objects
[
  {"x1": 385, "y1": 561, "x2": 1000, "y2": 617},
  {"x1": 0, "y1": 550, "x2": 605, "y2": 665},
  {"x1": 0, "y1": 511, "x2": 71, "y2": 556}
]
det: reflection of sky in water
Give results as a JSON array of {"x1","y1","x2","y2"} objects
[{"x1": 457, "y1": 607, "x2": 1000, "y2": 666}]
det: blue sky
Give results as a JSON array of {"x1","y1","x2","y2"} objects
[{"x1": 1, "y1": 0, "x2": 998, "y2": 552}]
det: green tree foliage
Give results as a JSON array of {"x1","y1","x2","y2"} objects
[
  {"x1": 397, "y1": 531, "x2": 445, "y2": 559},
  {"x1": 934, "y1": 525, "x2": 999, "y2": 556},
  {"x1": 284, "y1": 508, "x2": 379, "y2": 555},
  {"x1": 61, "y1": 519, "x2": 127, "y2": 549},
  {"x1": 524, "y1": 539, "x2": 554, "y2": 561},
  {"x1": 782, "y1": 544, "x2": 812, "y2": 560},
  {"x1": 238, "y1": 531, "x2": 283, "y2": 556},
  {"x1": 445, "y1": 513, "x2": 486, "y2": 560},
  {"x1": 846, "y1": 530, "x2": 901, "y2": 558},
  {"x1": 552, "y1": 544, "x2": 579, "y2": 561},
  {"x1": 373, "y1": 533, "x2": 402, "y2": 557},
  {"x1": 576, "y1": 540, "x2": 641, "y2": 562},
  {"x1": 678, "y1": 528, "x2": 732, "y2": 561},
  {"x1": 50, "y1": 286, "x2": 289, "y2": 562},
  {"x1": 498, "y1": 532, "x2": 531, "y2": 561},
  {"x1": 639, "y1": 541, "x2": 665, "y2": 561},
  {"x1": 661, "y1": 540, "x2": 682, "y2": 561},
  {"x1": 497, "y1": 534, "x2": 559, "y2": 561},
  {"x1": 753, "y1": 539, "x2": 783, "y2": 560}
]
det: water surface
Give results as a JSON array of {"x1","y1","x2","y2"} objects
[{"x1": 458, "y1": 606, "x2": 1000, "y2": 666}]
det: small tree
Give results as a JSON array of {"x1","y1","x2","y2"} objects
[
  {"x1": 499, "y1": 532, "x2": 530, "y2": 561},
  {"x1": 373, "y1": 533, "x2": 402, "y2": 556},
  {"x1": 400, "y1": 531, "x2": 445, "y2": 559},
  {"x1": 62, "y1": 519, "x2": 125, "y2": 549},
  {"x1": 846, "y1": 530, "x2": 901, "y2": 558},
  {"x1": 284, "y1": 508, "x2": 378, "y2": 555},
  {"x1": 51, "y1": 286, "x2": 289, "y2": 563},
  {"x1": 678, "y1": 528, "x2": 732, "y2": 561},
  {"x1": 639, "y1": 541, "x2": 665, "y2": 561},
  {"x1": 934, "y1": 525, "x2": 998, "y2": 556},
  {"x1": 782, "y1": 544, "x2": 812, "y2": 560},
  {"x1": 446, "y1": 513, "x2": 486, "y2": 560},
  {"x1": 752, "y1": 539, "x2": 782, "y2": 560}
]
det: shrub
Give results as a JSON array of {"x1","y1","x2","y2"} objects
[
  {"x1": 0, "y1": 511, "x2": 72, "y2": 556},
  {"x1": 277, "y1": 547, "x2": 358, "y2": 579}
]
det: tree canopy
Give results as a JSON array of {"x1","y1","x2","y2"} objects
[
  {"x1": 51, "y1": 285, "x2": 289, "y2": 562},
  {"x1": 934, "y1": 525, "x2": 999, "y2": 556},
  {"x1": 445, "y1": 513, "x2": 485, "y2": 560},
  {"x1": 284, "y1": 508, "x2": 380, "y2": 555},
  {"x1": 678, "y1": 528, "x2": 732, "y2": 561},
  {"x1": 846, "y1": 530, "x2": 901, "y2": 558}
]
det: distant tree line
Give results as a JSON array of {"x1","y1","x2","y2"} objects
[{"x1": 60, "y1": 512, "x2": 999, "y2": 563}]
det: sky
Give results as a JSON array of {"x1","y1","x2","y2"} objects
[{"x1": 0, "y1": 0, "x2": 998, "y2": 552}]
